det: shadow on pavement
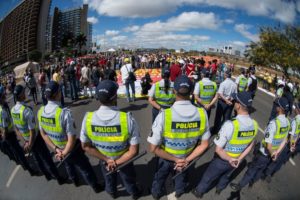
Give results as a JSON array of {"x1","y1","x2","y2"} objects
[
  {"x1": 120, "y1": 103, "x2": 148, "y2": 112},
  {"x1": 65, "y1": 100, "x2": 92, "y2": 108}
]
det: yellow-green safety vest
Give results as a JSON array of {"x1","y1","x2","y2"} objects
[
  {"x1": 291, "y1": 117, "x2": 300, "y2": 144},
  {"x1": 11, "y1": 105, "x2": 30, "y2": 141},
  {"x1": 262, "y1": 118, "x2": 290, "y2": 150},
  {"x1": 198, "y1": 81, "x2": 217, "y2": 105},
  {"x1": 154, "y1": 82, "x2": 175, "y2": 107},
  {"x1": 38, "y1": 106, "x2": 67, "y2": 148},
  {"x1": 239, "y1": 76, "x2": 248, "y2": 92},
  {"x1": 161, "y1": 108, "x2": 206, "y2": 158},
  {"x1": 85, "y1": 112, "x2": 129, "y2": 159},
  {"x1": 224, "y1": 119, "x2": 258, "y2": 158}
]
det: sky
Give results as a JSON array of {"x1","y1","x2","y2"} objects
[{"x1": 1, "y1": 0, "x2": 300, "y2": 51}]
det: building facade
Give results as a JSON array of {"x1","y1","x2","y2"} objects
[
  {"x1": 0, "y1": 0, "x2": 51, "y2": 67},
  {"x1": 51, "y1": 4, "x2": 90, "y2": 52}
]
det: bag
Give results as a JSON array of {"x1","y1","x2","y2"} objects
[
  {"x1": 125, "y1": 65, "x2": 136, "y2": 82},
  {"x1": 80, "y1": 77, "x2": 89, "y2": 86}
]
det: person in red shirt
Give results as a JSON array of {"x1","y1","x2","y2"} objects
[
  {"x1": 211, "y1": 59, "x2": 218, "y2": 81},
  {"x1": 186, "y1": 62, "x2": 195, "y2": 80},
  {"x1": 170, "y1": 61, "x2": 182, "y2": 82}
]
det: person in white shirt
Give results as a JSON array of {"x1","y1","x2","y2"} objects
[
  {"x1": 120, "y1": 58, "x2": 136, "y2": 102},
  {"x1": 81, "y1": 64, "x2": 93, "y2": 98}
]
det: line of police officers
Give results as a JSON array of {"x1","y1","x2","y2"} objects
[{"x1": 0, "y1": 67, "x2": 299, "y2": 200}]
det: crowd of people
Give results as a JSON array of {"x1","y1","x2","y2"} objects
[{"x1": 0, "y1": 52, "x2": 299, "y2": 200}]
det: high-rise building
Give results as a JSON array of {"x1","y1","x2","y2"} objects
[
  {"x1": 87, "y1": 22, "x2": 93, "y2": 50},
  {"x1": 51, "y1": 4, "x2": 89, "y2": 52},
  {"x1": 0, "y1": 0, "x2": 52, "y2": 67}
]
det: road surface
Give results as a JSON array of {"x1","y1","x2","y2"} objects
[{"x1": 1, "y1": 89, "x2": 299, "y2": 200}]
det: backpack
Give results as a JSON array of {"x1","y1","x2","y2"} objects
[{"x1": 248, "y1": 77, "x2": 257, "y2": 92}]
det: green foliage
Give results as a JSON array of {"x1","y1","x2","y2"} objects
[
  {"x1": 62, "y1": 32, "x2": 75, "y2": 48},
  {"x1": 245, "y1": 25, "x2": 300, "y2": 76},
  {"x1": 75, "y1": 33, "x2": 87, "y2": 55},
  {"x1": 28, "y1": 50, "x2": 42, "y2": 62}
]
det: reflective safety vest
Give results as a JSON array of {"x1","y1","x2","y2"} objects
[
  {"x1": 224, "y1": 119, "x2": 258, "y2": 158},
  {"x1": 85, "y1": 112, "x2": 129, "y2": 159},
  {"x1": 238, "y1": 76, "x2": 248, "y2": 92},
  {"x1": 38, "y1": 106, "x2": 67, "y2": 148},
  {"x1": 198, "y1": 81, "x2": 217, "y2": 105},
  {"x1": 0, "y1": 106, "x2": 13, "y2": 130},
  {"x1": 161, "y1": 108, "x2": 206, "y2": 158},
  {"x1": 154, "y1": 82, "x2": 175, "y2": 107},
  {"x1": 291, "y1": 117, "x2": 300, "y2": 144},
  {"x1": 262, "y1": 118, "x2": 290, "y2": 150},
  {"x1": 11, "y1": 105, "x2": 30, "y2": 141}
]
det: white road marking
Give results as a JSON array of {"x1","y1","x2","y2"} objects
[
  {"x1": 6, "y1": 165, "x2": 21, "y2": 188},
  {"x1": 289, "y1": 158, "x2": 296, "y2": 166},
  {"x1": 258, "y1": 126, "x2": 265, "y2": 134},
  {"x1": 167, "y1": 192, "x2": 177, "y2": 200}
]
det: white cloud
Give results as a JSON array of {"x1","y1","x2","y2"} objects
[
  {"x1": 111, "y1": 35, "x2": 128, "y2": 41},
  {"x1": 135, "y1": 11, "x2": 219, "y2": 37},
  {"x1": 232, "y1": 41, "x2": 246, "y2": 47},
  {"x1": 84, "y1": 0, "x2": 299, "y2": 23},
  {"x1": 224, "y1": 19, "x2": 234, "y2": 24},
  {"x1": 87, "y1": 16, "x2": 99, "y2": 24},
  {"x1": 123, "y1": 25, "x2": 140, "y2": 32},
  {"x1": 105, "y1": 30, "x2": 120, "y2": 36},
  {"x1": 234, "y1": 24, "x2": 259, "y2": 42}
]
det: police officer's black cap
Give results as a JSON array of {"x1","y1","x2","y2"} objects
[
  {"x1": 225, "y1": 69, "x2": 232, "y2": 76},
  {"x1": 96, "y1": 80, "x2": 119, "y2": 102},
  {"x1": 13, "y1": 85, "x2": 25, "y2": 97},
  {"x1": 275, "y1": 97, "x2": 289, "y2": 111},
  {"x1": 174, "y1": 75, "x2": 193, "y2": 96},
  {"x1": 163, "y1": 69, "x2": 170, "y2": 77},
  {"x1": 45, "y1": 81, "x2": 60, "y2": 98},
  {"x1": 201, "y1": 69, "x2": 210, "y2": 77},
  {"x1": 232, "y1": 92, "x2": 253, "y2": 107}
]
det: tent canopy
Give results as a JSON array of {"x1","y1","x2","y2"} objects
[
  {"x1": 107, "y1": 48, "x2": 116, "y2": 52},
  {"x1": 14, "y1": 61, "x2": 38, "y2": 79}
]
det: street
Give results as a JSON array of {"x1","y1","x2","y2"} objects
[{"x1": 1, "y1": 89, "x2": 300, "y2": 200}]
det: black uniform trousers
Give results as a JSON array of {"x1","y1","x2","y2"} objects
[
  {"x1": 31, "y1": 134, "x2": 61, "y2": 180},
  {"x1": 100, "y1": 161, "x2": 138, "y2": 195},
  {"x1": 3, "y1": 132, "x2": 34, "y2": 174},
  {"x1": 62, "y1": 140, "x2": 98, "y2": 189}
]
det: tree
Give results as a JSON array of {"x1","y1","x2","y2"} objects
[
  {"x1": 28, "y1": 50, "x2": 42, "y2": 62},
  {"x1": 62, "y1": 31, "x2": 75, "y2": 48},
  {"x1": 245, "y1": 25, "x2": 300, "y2": 76},
  {"x1": 75, "y1": 33, "x2": 87, "y2": 55}
]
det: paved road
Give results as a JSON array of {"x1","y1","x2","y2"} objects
[{"x1": 1, "y1": 89, "x2": 300, "y2": 200}]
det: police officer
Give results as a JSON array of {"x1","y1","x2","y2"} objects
[
  {"x1": 148, "y1": 75, "x2": 210, "y2": 199},
  {"x1": 80, "y1": 80, "x2": 141, "y2": 199},
  {"x1": 0, "y1": 85, "x2": 37, "y2": 175},
  {"x1": 194, "y1": 69, "x2": 218, "y2": 119},
  {"x1": 212, "y1": 70, "x2": 237, "y2": 135},
  {"x1": 11, "y1": 85, "x2": 65, "y2": 182},
  {"x1": 263, "y1": 102, "x2": 300, "y2": 180},
  {"x1": 235, "y1": 68, "x2": 248, "y2": 93},
  {"x1": 148, "y1": 70, "x2": 175, "y2": 123},
  {"x1": 39, "y1": 81, "x2": 101, "y2": 191},
  {"x1": 247, "y1": 69, "x2": 257, "y2": 99},
  {"x1": 0, "y1": 86, "x2": 19, "y2": 161},
  {"x1": 193, "y1": 92, "x2": 258, "y2": 198},
  {"x1": 231, "y1": 97, "x2": 290, "y2": 191},
  {"x1": 289, "y1": 102, "x2": 300, "y2": 154}
]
